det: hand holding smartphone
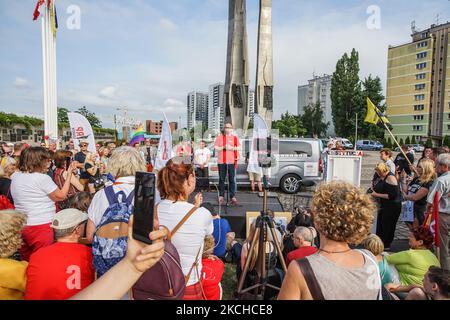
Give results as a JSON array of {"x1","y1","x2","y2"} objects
[{"x1": 132, "y1": 172, "x2": 156, "y2": 245}]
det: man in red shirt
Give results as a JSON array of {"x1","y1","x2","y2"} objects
[
  {"x1": 286, "y1": 226, "x2": 318, "y2": 266},
  {"x1": 25, "y1": 209, "x2": 95, "y2": 300},
  {"x1": 214, "y1": 123, "x2": 241, "y2": 206}
]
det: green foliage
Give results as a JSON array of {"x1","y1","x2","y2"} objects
[
  {"x1": 361, "y1": 75, "x2": 386, "y2": 140},
  {"x1": 399, "y1": 138, "x2": 404, "y2": 146},
  {"x1": 331, "y1": 49, "x2": 363, "y2": 138},
  {"x1": 411, "y1": 136, "x2": 417, "y2": 144},
  {"x1": 425, "y1": 137, "x2": 433, "y2": 148},
  {"x1": 0, "y1": 112, "x2": 43, "y2": 134},
  {"x1": 76, "y1": 106, "x2": 102, "y2": 128},
  {"x1": 57, "y1": 107, "x2": 70, "y2": 129},
  {"x1": 272, "y1": 112, "x2": 307, "y2": 138},
  {"x1": 300, "y1": 102, "x2": 329, "y2": 138},
  {"x1": 405, "y1": 136, "x2": 411, "y2": 145},
  {"x1": 443, "y1": 136, "x2": 450, "y2": 148},
  {"x1": 93, "y1": 127, "x2": 117, "y2": 136}
]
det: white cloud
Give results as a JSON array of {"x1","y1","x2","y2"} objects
[
  {"x1": 13, "y1": 77, "x2": 30, "y2": 89},
  {"x1": 159, "y1": 18, "x2": 178, "y2": 32},
  {"x1": 99, "y1": 86, "x2": 118, "y2": 99}
]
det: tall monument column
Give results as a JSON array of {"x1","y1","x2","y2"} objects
[
  {"x1": 224, "y1": 0, "x2": 250, "y2": 131},
  {"x1": 255, "y1": 0, "x2": 274, "y2": 129}
]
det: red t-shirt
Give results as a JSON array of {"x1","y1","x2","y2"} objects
[
  {"x1": 201, "y1": 258, "x2": 224, "y2": 300},
  {"x1": 214, "y1": 134, "x2": 241, "y2": 165},
  {"x1": 25, "y1": 242, "x2": 95, "y2": 300},
  {"x1": 286, "y1": 246, "x2": 318, "y2": 266}
]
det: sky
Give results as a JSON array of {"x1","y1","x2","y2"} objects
[{"x1": 0, "y1": 0, "x2": 449, "y2": 129}]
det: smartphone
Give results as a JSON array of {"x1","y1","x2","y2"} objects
[
  {"x1": 65, "y1": 157, "x2": 72, "y2": 170},
  {"x1": 132, "y1": 172, "x2": 156, "y2": 245}
]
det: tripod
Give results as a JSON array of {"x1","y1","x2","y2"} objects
[{"x1": 236, "y1": 173, "x2": 288, "y2": 300}]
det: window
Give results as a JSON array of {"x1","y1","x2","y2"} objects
[
  {"x1": 416, "y1": 52, "x2": 427, "y2": 59},
  {"x1": 279, "y1": 141, "x2": 312, "y2": 157},
  {"x1": 415, "y1": 94, "x2": 425, "y2": 101},
  {"x1": 414, "y1": 115, "x2": 424, "y2": 121},
  {"x1": 416, "y1": 41, "x2": 428, "y2": 48},
  {"x1": 447, "y1": 125, "x2": 450, "y2": 131},
  {"x1": 414, "y1": 105, "x2": 425, "y2": 111},
  {"x1": 416, "y1": 73, "x2": 426, "y2": 80},
  {"x1": 413, "y1": 125, "x2": 424, "y2": 131},
  {"x1": 415, "y1": 84, "x2": 426, "y2": 90},
  {"x1": 416, "y1": 63, "x2": 427, "y2": 70}
]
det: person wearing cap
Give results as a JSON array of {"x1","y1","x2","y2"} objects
[
  {"x1": 74, "y1": 140, "x2": 91, "y2": 189},
  {"x1": 24, "y1": 208, "x2": 95, "y2": 300}
]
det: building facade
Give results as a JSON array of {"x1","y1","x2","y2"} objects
[
  {"x1": 146, "y1": 120, "x2": 178, "y2": 135},
  {"x1": 208, "y1": 83, "x2": 225, "y2": 132},
  {"x1": 187, "y1": 91, "x2": 209, "y2": 130},
  {"x1": 386, "y1": 22, "x2": 450, "y2": 144},
  {"x1": 298, "y1": 74, "x2": 335, "y2": 136}
]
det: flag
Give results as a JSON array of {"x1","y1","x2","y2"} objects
[
  {"x1": 33, "y1": 0, "x2": 45, "y2": 21},
  {"x1": 365, "y1": 98, "x2": 392, "y2": 130},
  {"x1": 247, "y1": 114, "x2": 269, "y2": 176},
  {"x1": 154, "y1": 114, "x2": 173, "y2": 171},
  {"x1": 423, "y1": 191, "x2": 441, "y2": 248},
  {"x1": 129, "y1": 124, "x2": 146, "y2": 146},
  {"x1": 68, "y1": 112, "x2": 97, "y2": 154},
  {"x1": 51, "y1": 2, "x2": 58, "y2": 38}
]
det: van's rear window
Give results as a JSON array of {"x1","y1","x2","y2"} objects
[{"x1": 279, "y1": 142, "x2": 313, "y2": 156}]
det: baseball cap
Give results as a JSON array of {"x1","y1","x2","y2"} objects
[{"x1": 51, "y1": 208, "x2": 88, "y2": 230}]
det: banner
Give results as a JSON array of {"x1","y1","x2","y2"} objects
[
  {"x1": 247, "y1": 114, "x2": 269, "y2": 176},
  {"x1": 154, "y1": 114, "x2": 173, "y2": 171},
  {"x1": 68, "y1": 112, "x2": 96, "y2": 154}
]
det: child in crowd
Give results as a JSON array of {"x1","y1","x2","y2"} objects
[{"x1": 201, "y1": 235, "x2": 224, "y2": 300}]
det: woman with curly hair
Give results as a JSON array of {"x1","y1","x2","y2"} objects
[
  {"x1": 278, "y1": 181, "x2": 381, "y2": 300},
  {"x1": 0, "y1": 211, "x2": 28, "y2": 300},
  {"x1": 385, "y1": 226, "x2": 440, "y2": 287}
]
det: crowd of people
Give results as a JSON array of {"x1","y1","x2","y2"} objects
[{"x1": 0, "y1": 135, "x2": 449, "y2": 301}]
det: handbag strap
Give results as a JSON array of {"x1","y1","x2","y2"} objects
[{"x1": 296, "y1": 258, "x2": 325, "y2": 300}]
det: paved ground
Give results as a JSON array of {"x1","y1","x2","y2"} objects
[{"x1": 276, "y1": 151, "x2": 421, "y2": 251}]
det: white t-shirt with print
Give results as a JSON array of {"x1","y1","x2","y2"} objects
[
  {"x1": 10, "y1": 172, "x2": 58, "y2": 226},
  {"x1": 194, "y1": 148, "x2": 211, "y2": 167},
  {"x1": 157, "y1": 200, "x2": 214, "y2": 286}
]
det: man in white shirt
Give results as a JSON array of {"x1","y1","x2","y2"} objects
[{"x1": 194, "y1": 140, "x2": 211, "y2": 179}]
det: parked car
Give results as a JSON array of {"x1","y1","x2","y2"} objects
[
  {"x1": 411, "y1": 144, "x2": 425, "y2": 152},
  {"x1": 341, "y1": 138, "x2": 354, "y2": 150},
  {"x1": 209, "y1": 138, "x2": 324, "y2": 194},
  {"x1": 356, "y1": 140, "x2": 383, "y2": 151}
]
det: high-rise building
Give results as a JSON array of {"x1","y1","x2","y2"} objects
[
  {"x1": 298, "y1": 74, "x2": 335, "y2": 136},
  {"x1": 386, "y1": 22, "x2": 450, "y2": 144},
  {"x1": 187, "y1": 92, "x2": 209, "y2": 130},
  {"x1": 208, "y1": 83, "x2": 225, "y2": 132},
  {"x1": 248, "y1": 89, "x2": 255, "y2": 123}
]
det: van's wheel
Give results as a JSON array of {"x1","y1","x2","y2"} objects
[{"x1": 280, "y1": 174, "x2": 302, "y2": 194}]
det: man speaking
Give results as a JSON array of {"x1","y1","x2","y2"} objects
[{"x1": 214, "y1": 122, "x2": 241, "y2": 206}]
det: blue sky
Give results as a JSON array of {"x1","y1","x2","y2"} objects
[{"x1": 0, "y1": 0, "x2": 449, "y2": 129}]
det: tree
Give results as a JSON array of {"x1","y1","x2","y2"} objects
[
  {"x1": 405, "y1": 136, "x2": 411, "y2": 145},
  {"x1": 361, "y1": 75, "x2": 386, "y2": 140},
  {"x1": 385, "y1": 137, "x2": 392, "y2": 149},
  {"x1": 425, "y1": 137, "x2": 433, "y2": 148},
  {"x1": 272, "y1": 112, "x2": 307, "y2": 138},
  {"x1": 77, "y1": 106, "x2": 102, "y2": 128},
  {"x1": 300, "y1": 102, "x2": 329, "y2": 138},
  {"x1": 399, "y1": 138, "x2": 404, "y2": 146},
  {"x1": 411, "y1": 136, "x2": 417, "y2": 144},
  {"x1": 443, "y1": 136, "x2": 450, "y2": 148},
  {"x1": 331, "y1": 49, "x2": 364, "y2": 138},
  {"x1": 57, "y1": 107, "x2": 70, "y2": 128}
]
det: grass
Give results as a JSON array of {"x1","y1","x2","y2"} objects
[{"x1": 222, "y1": 263, "x2": 238, "y2": 300}]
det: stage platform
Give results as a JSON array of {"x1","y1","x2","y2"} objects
[{"x1": 190, "y1": 191, "x2": 285, "y2": 239}]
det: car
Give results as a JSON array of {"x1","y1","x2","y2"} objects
[
  {"x1": 411, "y1": 144, "x2": 425, "y2": 152},
  {"x1": 208, "y1": 138, "x2": 324, "y2": 194},
  {"x1": 341, "y1": 138, "x2": 354, "y2": 150},
  {"x1": 356, "y1": 140, "x2": 383, "y2": 151}
]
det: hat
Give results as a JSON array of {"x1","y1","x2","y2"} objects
[
  {"x1": 79, "y1": 140, "x2": 89, "y2": 146},
  {"x1": 51, "y1": 209, "x2": 88, "y2": 230}
]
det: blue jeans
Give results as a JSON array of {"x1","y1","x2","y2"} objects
[{"x1": 218, "y1": 163, "x2": 236, "y2": 199}]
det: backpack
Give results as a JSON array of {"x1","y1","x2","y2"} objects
[
  {"x1": 92, "y1": 186, "x2": 135, "y2": 278},
  {"x1": 131, "y1": 205, "x2": 203, "y2": 300}
]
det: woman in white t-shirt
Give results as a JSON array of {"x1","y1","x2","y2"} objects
[
  {"x1": 157, "y1": 157, "x2": 213, "y2": 300},
  {"x1": 10, "y1": 147, "x2": 77, "y2": 261}
]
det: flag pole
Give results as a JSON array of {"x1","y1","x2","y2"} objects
[{"x1": 354, "y1": 113, "x2": 358, "y2": 151}]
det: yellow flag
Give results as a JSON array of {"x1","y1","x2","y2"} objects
[{"x1": 365, "y1": 98, "x2": 390, "y2": 126}]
